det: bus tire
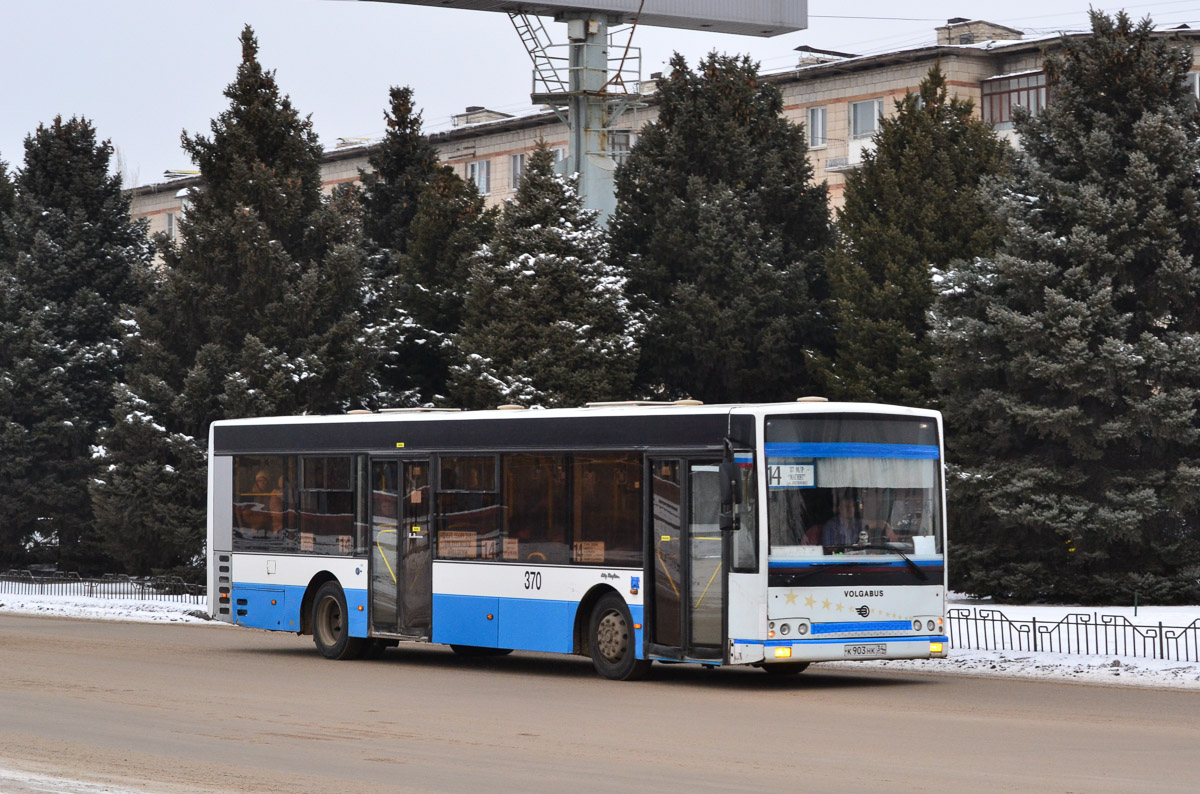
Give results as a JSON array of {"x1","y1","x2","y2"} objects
[
  {"x1": 589, "y1": 593, "x2": 650, "y2": 681},
  {"x1": 312, "y1": 581, "x2": 365, "y2": 660},
  {"x1": 763, "y1": 662, "x2": 810, "y2": 675}
]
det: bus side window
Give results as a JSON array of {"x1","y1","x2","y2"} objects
[
  {"x1": 232, "y1": 455, "x2": 295, "y2": 551},
  {"x1": 436, "y1": 456, "x2": 500, "y2": 560},
  {"x1": 502, "y1": 454, "x2": 569, "y2": 564},
  {"x1": 299, "y1": 456, "x2": 355, "y2": 555},
  {"x1": 573, "y1": 453, "x2": 642, "y2": 568}
]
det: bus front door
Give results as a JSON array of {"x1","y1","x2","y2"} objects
[
  {"x1": 648, "y1": 457, "x2": 726, "y2": 662},
  {"x1": 370, "y1": 459, "x2": 432, "y2": 637}
]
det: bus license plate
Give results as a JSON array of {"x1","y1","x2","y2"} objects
[{"x1": 844, "y1": 643, "x2": 886, "y2": 658}]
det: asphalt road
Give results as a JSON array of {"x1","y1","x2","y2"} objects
[{"x1": 1, "y1": 614, "x2": 1197, "y2": 793}]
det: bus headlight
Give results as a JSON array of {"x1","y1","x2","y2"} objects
[
  {"x1": 797, "y1": 622, "x2": 809, "y2": 636},
  {"x1": 927, "y1": 620, "x2": 936, "y2": 632},
  {"x1": 913, "y1": 620, "x2": 922, "y2": 631},
  {"x1": 780, "y1": 623, "x2": 790, "y2": 636}
]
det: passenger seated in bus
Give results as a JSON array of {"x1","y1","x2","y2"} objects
[{"x1": 236, "y1": 470, "x2": 284, "y2": 537}]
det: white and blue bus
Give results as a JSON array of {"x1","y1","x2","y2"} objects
[{"x1": 207, "y1": 400, "x2": 947, "y2": 679}]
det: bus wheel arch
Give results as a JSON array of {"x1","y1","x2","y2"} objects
[
  {"x1": 298, "y1": 571, "x2": 339, "y2": 637},
  {"x1": 573, "y1": 584, "x2": 618, "y2": 657}
]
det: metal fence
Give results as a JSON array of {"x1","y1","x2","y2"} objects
[
  {"x1": 948, "y1": 607, "x2": 1200, "y2": 663},
  {"x1": 4, "y1": 573, "x2": 1198, "y2": 663},
  {"x1": 0, "y1": 570, "x2": 206, "y2": 604}
]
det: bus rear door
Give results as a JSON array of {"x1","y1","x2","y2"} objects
[{"x1": 370, "y1": 459, "x2": 432, "y2": 637}]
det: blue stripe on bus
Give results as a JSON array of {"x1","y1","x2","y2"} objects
[
  {"x1": 432, "y1": 594, "x2": 577, "y2": 653},
  {"x1": 230, "y1": 584, "x2": 368, "y2": 637},
  {"x1": 767, "y1": 559, "x2": 942, "y2": 569},
  {"x1": 764, "y1": 442, "x2": 939, "y2": 460},
  {"x1": 810, "y1": 620, "x2": 913, "y2": 635},
  {"x1": 233, "y1": 584, "x2": 642, "y2": 657}
]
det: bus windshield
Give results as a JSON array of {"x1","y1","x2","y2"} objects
[{"x1": 764, "y1": 414, "x2": 942, "y2": 558}]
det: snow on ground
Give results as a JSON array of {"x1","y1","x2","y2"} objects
[
  {"x1": 2, "y1": 591, "x2": 1199, "y2": 689},
  {"x1": 0, "y1": 593, "x2": 211, "y2": 624}
]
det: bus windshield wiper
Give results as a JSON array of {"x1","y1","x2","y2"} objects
[{"x1": 852, "y1": 543, "x2": 929, "y2": 581}]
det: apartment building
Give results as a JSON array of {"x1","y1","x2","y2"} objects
[{"x1": 130, "y1": 18, "x2": 1200, "y2": 238}]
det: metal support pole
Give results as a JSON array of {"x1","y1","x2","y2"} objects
[{"x1": 560, "y1": 11, "x2": 618, "y2": 222}]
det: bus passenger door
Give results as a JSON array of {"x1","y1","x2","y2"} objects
[
  {"x1": 398, "y1": 460, "x2": 432, "y2": 636},
  {"x1": 648, "y1": 457, "x2": 726, "y2": 662},
  {"x1": 370, "y1": 459, "x2": 432, "y2": 637},
  {"x1": 370, "y1": 460, "x2": 401, "y2": 634}
]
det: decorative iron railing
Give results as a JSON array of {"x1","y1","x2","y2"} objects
[
  {"x1": 0, "y1": 570, "x2": 205, "y2": 603},
  {"x1": 3, "y1": 574, "x2": 1197, "y2": 663},
  {"x1": 948, "y1": 607, "x2": 1200, "y2": 663}
]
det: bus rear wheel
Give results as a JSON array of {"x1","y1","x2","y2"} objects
[
  {"x1": 589, "y1": 594, "x2": 650, "y2": 681},
  {"x1": 312, "y1": 581, "x2": 365, "y2": 660}
]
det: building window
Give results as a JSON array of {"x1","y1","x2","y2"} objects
[
  {"x1": 550, "y1": 146, "x2": 567, "y2": 165},
  {"x1": 1187, "y1": 71, "x2": 1200, "y2": 101},
  {"x1": 850, "y1": 98, "x2": 884, "y2": 139},
  {"x1": 981, "y1": 72, "x2": 1048, "y2": 127},
  {"x1": 164, "y1": 211, "x2": 176, "y2": 242},
  {"x1": 609, "y1": 130, "x2": 635, "y2": 167},
  {"x1": 467, "y1": 159, "x2": 491, "y2": 195},
  {"x1": 807, "y1": 106, "x2": 827, "y2": 148},
  {"x1": 510, "y1": 153, "x2": 526, "y2": 189}
]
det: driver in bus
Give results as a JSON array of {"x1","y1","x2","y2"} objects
[
  {"x1": 821, "y1": 493, "x2": 863, "y2": 547},
  {"x1": 822, "y1": 493, "x2": 897, "y2": 547}
]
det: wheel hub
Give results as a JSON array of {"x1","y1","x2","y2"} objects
[{"x1": 596, "y1": 610, "x2": 628, "y2": 662}]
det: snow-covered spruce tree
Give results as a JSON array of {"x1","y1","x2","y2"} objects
[
  {"x1": 359, "y1": 86, "x2": 441, "y2": 258},
  {"x1": 609, "y1": 52, "x2": 832, "y2": 402},
  {"x1": 934, "y1": 12, "x2": 1200, "y2": 603},
  {"x1": 0, "y1": 117, "x2": 149, "y2": 572},
  {"x1": 358, "y1": 86, "x2": 494, "y2": 406},
  {"x1": 450, "y1": 143, "x2": 636, "y2": 409},
  {"x1": 91, "y1": 26, "x2": 377, "y2": 577},
  {"x1": 826, "y1": 64, "x2": 1009, "y2": 407}
]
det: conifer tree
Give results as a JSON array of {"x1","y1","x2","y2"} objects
[
  {"x1": 451, "y1": 143, "x2": 636, "y2": 408},
  {"x1": 934, "y1": 12, "x2": 1200, "y2": 602},
  {"x1": 610, "y1": 52, "x2": 832, "y2": 402},
  {"x1": 0, "y1": 159, "x2": 13, "y2": 221},
  {"x1": 827, "y1": 64, "x2": 1009, "y2": 406},
  {"x1": 92, "y1": 27, "x2": 376, "y2": 576},
  {"x1": 0, "y1": 118, "x2": 149, "y2": 571},
  {"x1": 359, "y1": 86, "x2": 441, "y2": 258},
  {"x1": 358, "y1": 87, "x2": 494, "y2": 405}
]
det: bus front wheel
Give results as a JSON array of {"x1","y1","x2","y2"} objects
[
  {"x1": 312, "y1": 581, "x2": 365, "y2": 660},
  {"x1": 589, "y1": 594, "x2": 650, "y2": 681}
]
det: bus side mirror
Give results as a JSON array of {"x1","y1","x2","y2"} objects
[{"x1": 718, "y1": 461, "x2": 739, "y2": 531}]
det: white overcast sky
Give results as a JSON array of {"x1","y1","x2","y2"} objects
[{"x1": 1, "y1": 1, "x2": 1197, "y2": 188}]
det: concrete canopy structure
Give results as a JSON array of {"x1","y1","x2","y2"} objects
[{"x1": 355, "y1": 1, "x2": 807, "y2": 37}]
